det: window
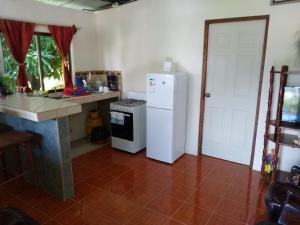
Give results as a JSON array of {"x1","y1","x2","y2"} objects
[{"x1": 0, "y1": 33, "x2": 70, "y2": 91}]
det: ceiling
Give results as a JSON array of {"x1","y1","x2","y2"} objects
[{"x1": 34, "y1": 0, "x2": 137, "y2": 11}]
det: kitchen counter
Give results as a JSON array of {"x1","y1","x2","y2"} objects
[
  {"x1": 0, "y1": 91, "x2": 120, "y2": 122},
  {"x1": 0, "y1": 91, "x2": 120, "y2": 200},
  {"x1": 66, "y1": 91, "x2": 120, "y2": 105}
]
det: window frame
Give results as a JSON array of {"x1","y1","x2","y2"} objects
[
  {"x1": 0, "y1": 37, "x2": 4, "y2": 76},
  {"x1": 0, "y1": 31, "x2": 72, "y2": 91}
]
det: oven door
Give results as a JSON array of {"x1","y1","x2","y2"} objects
[{"x1": 110, "y1": 110, "x2": 133, "y2": 141}]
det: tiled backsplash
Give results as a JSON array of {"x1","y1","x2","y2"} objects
[
  {"x1": 75, "y1": 70, "x2": 122, "y2": 77},
  {"x1": 75, "y1": 70, "x2": 122, "y2": 91}
]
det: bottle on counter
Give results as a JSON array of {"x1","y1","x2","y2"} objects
[{"x1": 95, "y1": 78, "x2": 102, "y2": 89}]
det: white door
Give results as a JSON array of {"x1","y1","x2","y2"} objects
[
  {"x1": 202, "y1": 20, "x2": 266, "y2": 165},
  {"x1": 146, "y1": 74, "x2": 175, "y2": 110}
]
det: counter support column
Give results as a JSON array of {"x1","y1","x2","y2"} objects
[{"x1": 0, "y1": 114, "x2": 74, "y2": 200}]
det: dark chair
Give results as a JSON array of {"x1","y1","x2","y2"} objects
[
  {"x1": 0, "y1": 207, "x2": 39, "y2": 225},
  {"x1": 265, "y1": 181, "x2": 300, "y2": 222},
  {"x1": 257, "y1": 196, "x2": 300, "y2": 225},
  {"x1": 277, "y1": 191, "x2": 300, "y2": 225},
  {"x1": 265, "y1": 166, "x2": 300, "y2": 222}
]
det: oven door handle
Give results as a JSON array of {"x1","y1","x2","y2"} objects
[{"x1": 110, "y1": 112, "x2": 131, "y2": 117}]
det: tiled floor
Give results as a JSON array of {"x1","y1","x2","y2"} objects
[{"x1": 0, "y1": 145, "x2": 299, "y2": 225}]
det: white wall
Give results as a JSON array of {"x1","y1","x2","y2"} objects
[
  {"x1": 0, "y1": 0, "x2": 99, "y2": 72},
  {"x1": 2, "y1": 0, "x2": 300, "y2": 171},
  {"x1": 95, "y1": 0, "x2": 300, "y2": 171}
]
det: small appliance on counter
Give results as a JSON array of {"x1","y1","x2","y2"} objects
[
  {"x1": 110, "y1": 92, "x2": 146, "y2": 153},
  {"x1": 107, "y1": 74, "x2": 119, "y2": 91},
  {"x1": 146, "y1": 72, "x2": 188, "y2": 163}
]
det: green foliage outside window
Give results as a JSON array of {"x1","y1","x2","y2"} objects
[{"x1": 0, "y1": 33, "x2": 64, "y2": 91}]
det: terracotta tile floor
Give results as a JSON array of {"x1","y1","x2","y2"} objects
[{"x1": 0, "y1": 145, "x2": 300, "y2": 225}]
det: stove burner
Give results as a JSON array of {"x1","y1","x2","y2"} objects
[{"x1": 114, "y1": 99, "x2": 146, "y2": 107}]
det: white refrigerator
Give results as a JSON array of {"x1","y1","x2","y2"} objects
[{"x1": 146, "y1": 73, "x2": 188, "y2": 163}]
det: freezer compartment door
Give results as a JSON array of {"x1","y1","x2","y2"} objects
[
  {"x1": 146, "y1": 74, "x2": 175, "y2": 110},
  {"x1": 146, "y1": 107, "x2": 174, "y2": 163}
]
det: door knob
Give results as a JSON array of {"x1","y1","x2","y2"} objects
[{"x1": 205, "y1": 93, "x2": 211, "y2": 98}]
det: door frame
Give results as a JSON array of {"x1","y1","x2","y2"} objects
[{"x1": 198, "y1": 15, "x2": 270, "y2": 167}]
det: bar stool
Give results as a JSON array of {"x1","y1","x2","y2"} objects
[
  {"x1": 0, "y1": 130, "x2": 40, "y2": 186},
  {"x1": 0, "y1": 123, "x2": 13, "y2": 178},
  {"x1": 255, "y1": 221, "x2": 279, "y2": 225},
  {"x1": 0, "y1": 123, "x2": 12, "y2": 133},
  {"x1": 0, "y1": 207, "x2": 40, "y2": 225}
]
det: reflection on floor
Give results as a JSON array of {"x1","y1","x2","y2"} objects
[
  {"x1": 70, "y1": 138, "x2": 109, "y2": 158},
  {"x1": 0, "y1": 146, "x2": 299, "y2": 225}
]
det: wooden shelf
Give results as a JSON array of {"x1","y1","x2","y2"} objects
[
  {"x1": 261, "y1": 169, "x2": 290, "y2": 183},
  {"x1": 270, "y1": 120, "x2": 300, "y2": 130},
  {"x1": 268, "y1": 133, "x2": 300, "y2": 148},
  {"x1": 261, "y1": 66, "x2": 298, "y2": 182},
  {"x1": 274, "y1": 70, "x2": 300, "y2": 75}
]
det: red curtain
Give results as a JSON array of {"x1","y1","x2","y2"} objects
[
  {"x1": 48, "y1": 25, "x2": 77, "y2": 88},
  {"x1": 0, "y1": 19, "x2": 35, "y2": 92}
]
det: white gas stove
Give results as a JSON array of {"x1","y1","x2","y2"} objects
[{"x1": 110, "y1": 92, "x2": 146, "y2": 153}]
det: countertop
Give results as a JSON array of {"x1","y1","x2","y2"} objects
[
  {"x1": 66, "y1": 91, "x2": 120, "y2": 104},
  {"x1": 0, "y1": 91, "x2": 120, "y2": 122}
]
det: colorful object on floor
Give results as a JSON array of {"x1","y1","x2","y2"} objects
[
  {"x1": 264, "y1": 148, "x2": 277, "y2": 174},
  {"x1": 85, "y1": 110, "x2": 103, "y2": 135},
  {"x1": 265, "y1": 164, "x2": 272, "y2": 174}
]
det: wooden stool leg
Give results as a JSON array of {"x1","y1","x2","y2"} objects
[
  {"x1": 0, "y1": 152, "x2": 8, "y2": 179},
  {"x1": 26, "y1": 142, "x2": 38, "y2": 186},
  {"x1": 15, "y1": 146, "x2": 22, "y2": 175}
]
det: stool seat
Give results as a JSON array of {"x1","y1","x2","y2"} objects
[
  {"x1": 0, "y1": 124, "x2": 12, "y2": 134},
  {"x1": 0, "y1": 131, "x2": 34, "y2": 150},
  {"x1": 0, "y1": 130, "x2": 40, "y2": 187}
]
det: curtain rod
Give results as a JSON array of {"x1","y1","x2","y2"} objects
[
  {"x1": 0, "y1": 17, "x2": 79, "y2": 32},
  {"x1": 36, "y1": 23, "x2": 79, "y2": 32}
]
